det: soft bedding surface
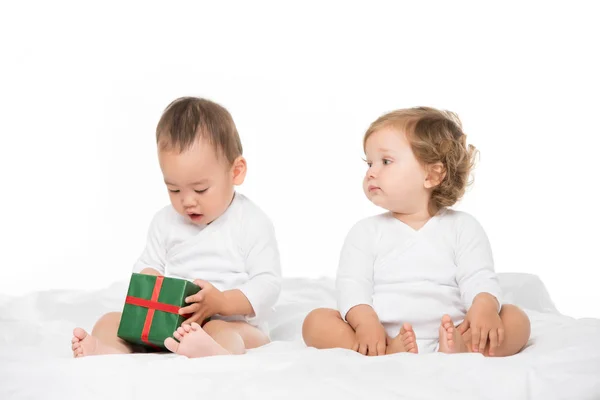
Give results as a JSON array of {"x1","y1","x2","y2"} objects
[{"x1": 0, "y1": 273, "x2": 599, "y2": 400}]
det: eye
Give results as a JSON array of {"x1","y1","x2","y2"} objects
[
  {"x1": 382, "y1": 159, "x2": 392, "y2": 165},
  {"x1": 194, "y1": 189, "x2": 208, "y2": 194},
  {"x1": 364, "y1": 159, "x2": 373, "y2": 168},
  {"x1": 168, "y1": 189, "x2": 180, "y2": 193}
]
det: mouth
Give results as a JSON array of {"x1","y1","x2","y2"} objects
[
  {"x1": 368, "y1": 185, "x2": 381, "y2": 192},
  {"x1": 187, "y1": 213, "x2": 204, "y2": 222}
]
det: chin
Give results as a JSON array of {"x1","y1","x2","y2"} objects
[{"x1": 369, "y1": 197, "x2": 386, "y2": 209}]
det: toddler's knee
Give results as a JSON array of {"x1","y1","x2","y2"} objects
[
  {"x1": 501, "y1": 304, "x2": 531, "y2": 347},
  {"x1": 202, "y1": 319, "x2": 230, "y2": 334},
  {"x1": 502, "y1": 305, "x2": 530, "y2": 328},
  {"x1": 302, "y1": 308, "x2": 337, "y2": 335},
  {"x1": 92, "y1": 312, "x2": 122, "y2": 335}
]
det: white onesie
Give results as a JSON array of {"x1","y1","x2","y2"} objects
[
  {"x1": 132, "y1": 192, "x2": 282, "y2": 335},
  {"x1": 337, "y1": 208, "x2": 502, "y2": 353}
]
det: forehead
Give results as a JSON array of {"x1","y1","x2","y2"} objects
[
  {"x1": 365, "y1": 126, "x2": 410, "y2": 152},
  {"x1": 158, "y1": 139, "x2": 226, "y2": 184}
]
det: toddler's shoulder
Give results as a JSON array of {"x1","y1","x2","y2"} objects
[
  {"x1": 235, "y1": 193, "x2": 276, "y2": 232},
  {"x1": 149, "y1": 205, "x2": 181, "y2": 228},
  {"x1": 345, "y1": 212, "x2": 390, "y2": 239},
  {"x1": 438, "y1": 208, "x2": 486, "y2": 236}
]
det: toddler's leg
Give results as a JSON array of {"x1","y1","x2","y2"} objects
[
  {"x1": 460, "y1": 304, "x2": 531, "y2": 357},
  {"x1": 302, "y1": 308, "x2": 358, "y2": 350},
  {"x1": 164, "y1": 320, "x2": 270, "y2": 358},
  {"x1": 302, "y1": 308, "x2": 418, "y2": 354},
  {"x1": 71, "y1": 312, "x2": 136, "y2": 357}
]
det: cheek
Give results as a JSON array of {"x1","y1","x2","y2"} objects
[
  {"x1": 168, "y1": 193, "x2": 183, "y2": 211},
  {"x1": 205, "y1": 189, "x2": 226, "y2": 209},
  {"x1": 385, "y1": 165, "x2": 414, "y2": 191},
  {"x1": 400, "y1": 166, "x2": 426, "y2": 193}
]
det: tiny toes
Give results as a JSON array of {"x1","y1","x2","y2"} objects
[
  {"x1": 177, "y1": 327, "x2": 186, "y2": 336},
  {"x1": 191, "y1": 322, "x2": 201, "y2": 330},
  {"x1": 174, "y1": 331, "x2": 183, "y2": 340},
  {"x1": 182, "y1": 324, "x2": 191, "y2": 333}
]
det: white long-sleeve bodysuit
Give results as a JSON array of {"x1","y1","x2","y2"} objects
[
  {"x1": 337, "y1": 208, "x2": 502, "y2": 353},
  {"x1": 132, "y1": 193, "x2": 282, "y2": 335}
]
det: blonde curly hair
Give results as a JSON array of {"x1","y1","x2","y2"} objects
[{"x1": 363, "y1": 107, "x2": 478, "y2": 214}]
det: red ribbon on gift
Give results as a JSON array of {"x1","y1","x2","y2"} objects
[{"x1": 124, "y1": 276, "x2": 183, "y2": 347}]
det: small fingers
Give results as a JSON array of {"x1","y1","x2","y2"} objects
[
  {"x1": 183, "y1": 310, "x2": 204, "y2": 324},
  {"x1": 498, "y1": 327, "x2": 505, "y2": 346},
  {"x1": 358, "y1": 343, "x2": 368, "y2": 355},
  {"x1": 185, "y1": 293, "x2": 204, "y2": 304},
  {"x1": 471, "y1": 326, "x2": 481, "y2": 352},
  {"x1": 488, "y1": 330, "x2": 498, "y2": 356},
  {"x1": 193, "y1": 279, "x2": 209, "y2": 289},
  {"x1": 478, "y1": 328, "x2": 489, "y2": 354},
  {"x1": 377, "y1": 341, "x2": 386, "y2": 356},
  {"x1": 367, "y1": 343, "x2": 377, "y2": 356},
  {"x1": 179, "y1": 303, "x2": 200, "y2": 315}
]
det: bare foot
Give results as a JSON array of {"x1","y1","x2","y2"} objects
[
  {"x1": 438, "y1": 315, "x2": 468, "y2": 354},
  {"x1": 164, "y1": 322, "x2": 230, "y2": 358},
  {"x1": 71, "y1": 328, "x2": 121, "y2": 358},
  {"x1": 386, "y1": 323, "x2": 418, "y2": 355}
]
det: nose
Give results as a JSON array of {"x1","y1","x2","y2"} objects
[
  {"x1": 367, "y1": 164, "x2": 377, "y2": 179},
  {"x1": 181, "y1": 193, "x2": 196, "y2": 208}
]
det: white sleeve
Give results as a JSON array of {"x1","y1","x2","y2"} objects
[
  {"x1": 455, "y1": 214, "x2": 502, "y2": 312},
  {"x1": 336, "y1": 221, "x2": 376, "y2": 321},
  {"x1": 236, "y1": 213, "x2": 282, "y2": 323},
  {"x1": 132, "y1": 211, "x2": 167, "y2": 275}
]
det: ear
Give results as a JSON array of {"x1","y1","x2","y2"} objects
[
  {"x1": 231, "y1": 156, "x2": 247, "y2": 186},
  {"x1": 424, "y1": 162, "x2": 446, "y2": 189}
]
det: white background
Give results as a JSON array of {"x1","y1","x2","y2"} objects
[{"x1": 1, "y1": 1, "x2": 598, "y2": 318}]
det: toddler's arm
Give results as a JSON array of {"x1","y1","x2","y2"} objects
[
  {"x1": 337, "y1": 221, "x2": 376, "y2": 322},
  {"x1": 132, "y1": 210, "x2": 167, "y2": 275},
  {"x1": 455, "y1": 214, "x2": 502, "y2": 311},
  {"x1": 455, "y1": 214, "x2": 504, "y2": 352},
  {"x1": 346, "y1": 304, "x2": 387, "y2": 356},
  {"x1": 233, "y1": 213, "x2": 282, "y2": 321},
  {"x1": 336, "y1": 221, "x2": 386, "y2": 355}
]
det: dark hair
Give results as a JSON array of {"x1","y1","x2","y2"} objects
[{"x1": 156, "y1": 97, "x2": 243, "y2": 165}]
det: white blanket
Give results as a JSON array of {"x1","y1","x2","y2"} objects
[{"x1": 0, "y1": 274, "x2": 599, "y2": 400}]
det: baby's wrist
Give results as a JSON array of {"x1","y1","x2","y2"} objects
[
  {"x1": 219, "y1": 289, "x2": 254, "y2": 317},
  {"x1": 346, "y1": 304, "x2": 379, "y2": 329},
  {"x1": 217, "y1": 291, "x2": 231, "y2": 316},
  {"x1": 473, "y1": 292, "x2": 499, "y2": 310}
]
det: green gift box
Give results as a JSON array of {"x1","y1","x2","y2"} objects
[{"x1": 117, "y1": 273, "x2": 200, "y2": 349}]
